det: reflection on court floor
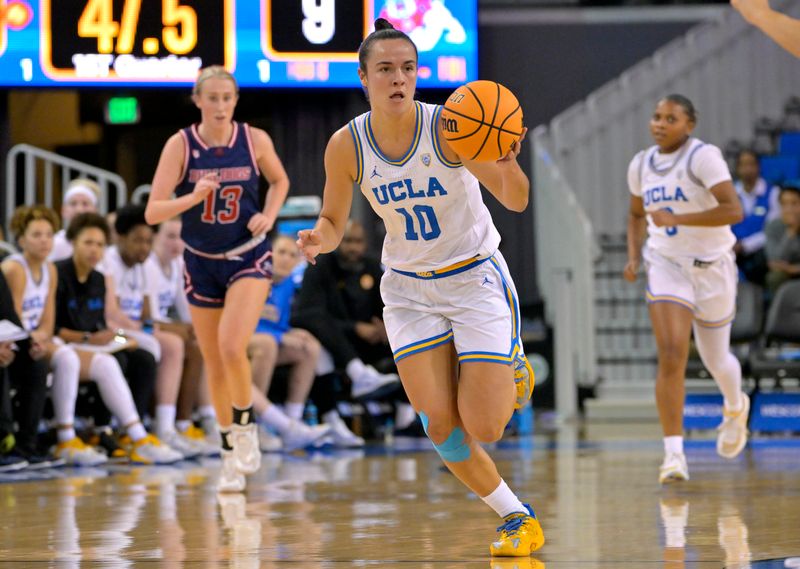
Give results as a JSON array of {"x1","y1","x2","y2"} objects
[{"x1": 1, "y1": 429, "x2": 798, "y2": 568}]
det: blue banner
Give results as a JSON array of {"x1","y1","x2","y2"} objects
[
  {"x1": 683, "y1": 394, "x2": 724, "y2": 430},
  {"x1": 750, "y1": 392, "x2": 800, "y2": 432}
]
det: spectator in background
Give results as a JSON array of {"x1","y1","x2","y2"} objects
[
  {"x1": 106, "y1": 211, "x2": 119, "y2": 246},
  {"x1": 50, "y1": 178, "x2": 101, "y2": 262},
  {"x1": 765, "y1": 183, "x2": 800, "y2": 293},
  {"x1": 146, "y1": 217, "x2": 217, "y2": 453},
  {"x1": 0, "y1": 265, "x2": 55, "y2": 469},
  {"x1": 3, "y1": 205, "x2": 107, "y2": 466},
  {"x1": 291, "y1": 220, "x2": 400, "y2": 400},
  {"x1": 731, "y1": 149, "x2": 780, "y2": 285},
  {"x1": 55, "y1": 212, "x2": 182, "y2": 464},
  {"x1": 99, "y1": 204, "x2": 204, "y2": 459}
]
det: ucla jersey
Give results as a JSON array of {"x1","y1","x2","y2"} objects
[
  {"x1": 175, "y1": 121, "x2": 262, "y2": 254},
  {"x1": 350, "y1": 102, "x2": 500, "y2": 272},
  {"x1": 630, "y1": 137, "x2": 735, "y2": 260},
  {"x1": 7, "y1": 254, "x2": 50, "y2": 331}
]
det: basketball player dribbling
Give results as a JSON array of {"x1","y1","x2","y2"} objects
[
  {"x1": 145, "y1": 66, "x2": 290, "y2": 492},
  {"x1": 297, "y1": 19, "x2": 544, "y2": 557},
  {"x1": 624, "y1": 94, "x2": 749, "y2": 484}
]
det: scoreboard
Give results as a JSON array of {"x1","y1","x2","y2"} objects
[{"x1": 0, "y1": 0, "x2": 476, "y2": 88}]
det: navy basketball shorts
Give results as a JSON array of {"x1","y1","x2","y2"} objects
[{"x1": 183, "y1": 239, "x2": 273, "y2": 308}]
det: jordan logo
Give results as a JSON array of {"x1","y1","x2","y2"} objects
[
  {"x1": 370, "y1": 165, "x2": 382, "y2": 179},
  {"x1": 481, "y1": 276, "x2": 493, "y2": 286}
]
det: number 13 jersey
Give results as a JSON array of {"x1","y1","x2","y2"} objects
[
  {"x1": 350, "y1": 101, "x2": 501, "y2": 272},
  {"x1": 175, "y1": 121, "x2": 262, "y2": 255}
]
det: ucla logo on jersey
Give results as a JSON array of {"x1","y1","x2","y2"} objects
[
  {"x1": 421, "y1": 153, "x2": 431, "y2": 167},
  {"x1": 22, "y1": 297, "x2": 44, "y2": 311},
  {"x1": 371, "y1": 177, "x2": 448, "y2": 205},
  {"x1": 643, "y1": 185, "x2": 689, "y2": 207}
]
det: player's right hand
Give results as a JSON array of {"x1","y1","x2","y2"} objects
[
  {"x1": 623, "y1": 259, "x2": 640, "y2": 282},
  {"x1": 192, "y1": 172, "x2": 219, "y2": 202},
  {"x1": 297, "y1": 229, "x2": 322, "y2": 264}
]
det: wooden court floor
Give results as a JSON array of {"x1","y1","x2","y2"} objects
[{"x1": 1, "y1": 425, "x2": 799, "y2": 568}]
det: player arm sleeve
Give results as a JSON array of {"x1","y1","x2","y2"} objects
[{"x1": 690, "y1": 145, "x2": 732, "y2": 190}]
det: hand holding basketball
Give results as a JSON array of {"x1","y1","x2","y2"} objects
[
  {"x1": 297, "y1": 229, "x2": 323, "y2": 264},
  {"x1": 440, "y1": 80, "x2": 524, "y2": 162}
]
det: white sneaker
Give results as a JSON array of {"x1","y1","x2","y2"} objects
[
  {"x1": 54, "y1": 437, "x2": 109, "y2": 467},
  {"x1": 323, "y1": 411, "x2": 365, "y2": 448},
  {"x1": 179, "y1": 425, "x2": 221, "y2": 457},
  {"x1": 279, "y1": 419, "x2": 331, "y2": 452},
  {"x1": 159, "y1": 430, "x2": 202, "y2": 459},
  {"x1": 659, "y1": 452, "x2": 689, "y2": 484},
  {"x1": 230, "y1": 423, "x2": 261, "y2": 474},
  {"x1": 351, "y1": 365, "x2": 400, "y2": 400},
  {"x1": 218, "y1": 450, "x2": 246, "y2": 493},
  {"x1": 717, "y1": 393, "x2": 750, "y2": 459},
  {"x1": 129, "y1": 434, "x2": 183, "y2": 465},
  {"x1": 258, "y1": 425, "x2": 283, "y2": 453}
]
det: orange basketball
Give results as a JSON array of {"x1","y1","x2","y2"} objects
[{"x1": 440, "y1": 80, "x2": 523, "y2": 162}]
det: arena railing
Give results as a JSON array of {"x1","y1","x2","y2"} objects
[{"x1": 5, "y1": 144, "x2": 127, "y2": 229}]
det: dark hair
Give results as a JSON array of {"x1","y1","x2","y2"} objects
[
  {"x1": 9, "y1": 204, "x2": 60, "y2": 239},
  {"x1": 662, "y1": 94, "x2": 698, "y2": 123},
  {"x1": 780, "y1": 180, "x2": 800, "y2": 199},
  {"x1": 114, "y1": 203, "x2": 153, "y2": 236},
  {"x1": 735, "y1": 148, "x2": 760, "y2": 169},
  {"x1": 358, "y1": 18, "x2": 418, "y2": 72},
  {"x1": 66, "y1": 212, "x2": 110, "y2": 243}
]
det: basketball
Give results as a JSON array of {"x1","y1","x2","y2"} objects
[{"x1": 440, "y1": 80, "x2": 523, "y2": 162}]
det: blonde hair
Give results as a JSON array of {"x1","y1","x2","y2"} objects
[
  {"x1": 10, "y1": 205, "x2": 60, "y2": 238},
  {"x1": 193, "y1": 66, "x2": 238, "y2": 97}
]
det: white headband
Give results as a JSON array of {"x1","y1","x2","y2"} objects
[{"x1": 63, "y1": 185, "x2": 98, "y2": 206}]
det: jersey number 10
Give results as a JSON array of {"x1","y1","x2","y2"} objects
[{"x1": 396, "y1": 205, "x2": 441, "y2": 241}]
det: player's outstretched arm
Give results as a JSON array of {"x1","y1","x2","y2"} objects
[
  {"x1": 145, "y1": 134, "x2": 218, "y2": 226},
  {"x1": 461, "y1": 128, "x2": 530, "y2": 212},
  {"x1": 297, "y1": 127, "x2": 356, "y2": 264},
  {"x1": 732, "y1": 0, "x2": 800, "y2": 58}
]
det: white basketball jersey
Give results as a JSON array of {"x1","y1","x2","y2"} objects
[
  {"x1": 7, "y1": 254, "x2": 50, "y2": 331},
  {"x1": 630, "y1": 137, "x2": 735, "y2": 260},
  {"x1": 145, "y1": 254, "x2": 190, "y2": 322},
  {"x1": 99, "y1": 246, "x2": 159, "y2": 322},
  {"x1": 350, "y1": 101, "x2": 501, "y2": 271}
]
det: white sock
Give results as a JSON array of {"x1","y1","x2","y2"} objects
[
  {"x1": 88, "y1": 353, "x2": 142, "y2": 429},
  {"x1": 57, "y1": 427, "x2": 77, "y2": 443},
  {"x1": 155, "y1": 404, "x2": 177, "y2": 437},
  {"x1": 693, "y1": 324, "x2": 743, "y2": 412},
  {"x1": 176, "y1": 420, "x2": 192, "y2": 432},
  {"x1": 664, "y1": 436, "x2": 684, "y2": 455},
  {"x1": 284, "y1": 402, "x2": 305, "y2": 422},
  {"x1": 127, "y1": 422, "x2": 148, "y2": 442},
  {"x1": 481, "y1": 479, "x2": 527, "y2": 518},
  {"x1": 260, "y1": 404, "x2": 292, "y2": 432},
  {"x1": 50, "y1": 346, "x2": 81, "y2": 431},
  {"x1": 198, "y1": 405, "x2": 216, "y2": 419},
  {"x1": 661, "y1": 500, "x2": 689, "y2": 549},
  {"x1": 395, "y1": 403, "x2": 417, "y2": 430},
  {"x1": 346, "y1": 359, "x2": 367, "y2": 381}
]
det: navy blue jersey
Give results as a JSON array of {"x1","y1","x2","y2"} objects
[{"x1": 176, "y1": 121, "x2": 261, "y2": 254}]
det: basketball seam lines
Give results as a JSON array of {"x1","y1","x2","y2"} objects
[
  {"x1": 468, "y1": 82, "x2": 500, "y2": 161},
  {"x1": 440, "y1": 105, "x2": 522, "y2": 136},
  {"x1": 496, "y1": 103, "x2": 522, "y2": 155}
]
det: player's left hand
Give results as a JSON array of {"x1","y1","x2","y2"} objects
[
  {"x1": 248, "y1": 213, "x2": 273, "y2": 236},
  {"x1": 497, "y1": 127, "x2": 528, "y2": 164},
  {"x1": 650, "y1": 208, "x2": 677, "y2": 227}
]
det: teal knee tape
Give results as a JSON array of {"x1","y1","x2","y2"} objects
[{"x1": 418, "y1": 411, "x2": 471, "y2": 463}]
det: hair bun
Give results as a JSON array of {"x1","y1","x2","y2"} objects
[{"x1": 374, "y1": 18, "x2": 394, "y2": 31}]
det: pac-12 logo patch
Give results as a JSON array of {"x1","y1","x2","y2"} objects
[
  {"x1": 192, "y1": 149, "x2": 200, "y2": 159},
  {"x1": 421, "y1": 153, "x2": 431, "y2": 167}
]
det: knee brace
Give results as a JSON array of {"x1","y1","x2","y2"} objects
[{"x1": 419, "y1": 411, "x2": 471, "y2": 463}]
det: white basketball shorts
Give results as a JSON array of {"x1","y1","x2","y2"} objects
[
  {"x1": 381, "y1": 250, "x2": 523, "y2": 364},
  {"x1": 643, "y1": 245, "x2": 737, "y2": 327}
]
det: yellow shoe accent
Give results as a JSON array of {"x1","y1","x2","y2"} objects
[
  {"x1": 182, "y1": 425, "x2": 207, "y2": 441},
  {"x1": 490, "y1": 505, "x2": 545, "y2": 557},
  {"x1": 514, "y1": 354, "x2": 535, "y2": 410}
]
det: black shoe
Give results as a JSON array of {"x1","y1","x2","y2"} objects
[
  {"x1": 0, "y1": 453, "x2": 28, "y2": 472},
  {"x1": 9, "y1": 448, "x2": 66, "y2": 470},
  {"x1": 89, "y1": 427, "x2": 127, "y2": 462}
]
